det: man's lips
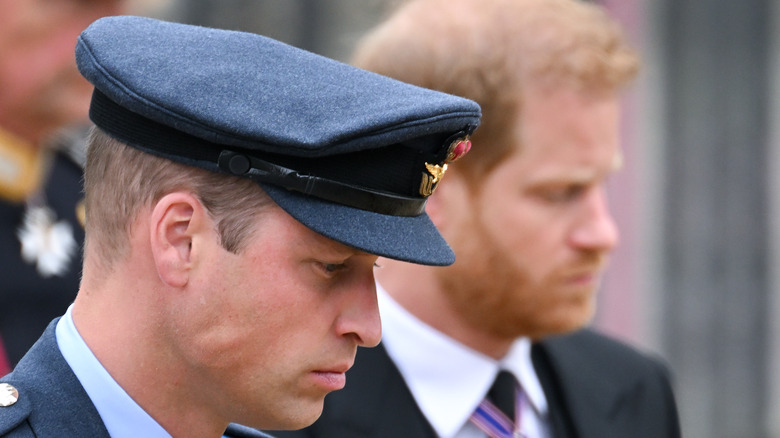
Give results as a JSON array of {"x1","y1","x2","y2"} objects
[
  {"x1": 566, "y1": 271, "x2": 598, "y2": 284},
  {"x1": 562, "y1": 265, "x2": 604, "y2": 287},
  {"x1": 310, "y1": 363, "x2": 353, "y2": 391},
  {"x1": 311, "y1": 371, "x2": 347, "y2": 391}
]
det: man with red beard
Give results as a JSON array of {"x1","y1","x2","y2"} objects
[{"x1": 273, "y1": 0, "x2": 681, "y2": 437}]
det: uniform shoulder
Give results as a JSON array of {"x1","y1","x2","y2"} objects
[{"x1": 0, "y1": 380, "x2": 33, "y2": 437}]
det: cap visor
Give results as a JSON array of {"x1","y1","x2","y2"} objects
[{"x1": 261, "y1": 184, "x2": 455, "y2": 266}]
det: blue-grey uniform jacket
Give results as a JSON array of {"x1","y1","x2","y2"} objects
[{"x1": 0, "y1": 319, "x2": 270, "y2": 438}]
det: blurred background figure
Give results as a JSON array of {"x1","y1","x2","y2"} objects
[{"x1": 0, "y1": 0, "x2": 125, "y2": 373}]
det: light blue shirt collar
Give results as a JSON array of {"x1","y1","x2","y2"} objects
[{"x1": 56, "y1": 305, "x2": 173, "y2": 438}]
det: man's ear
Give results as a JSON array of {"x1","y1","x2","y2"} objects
[{"x1": 149, "y1": 192, "x2": 209, "y2": 288}]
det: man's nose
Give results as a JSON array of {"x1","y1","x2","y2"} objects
[
  {"x1": 335, "y1": 275, "x2": 382, "y2": 347},
  {"x1": 568, "y1": 187, "x2": 620, "y2": 252}
]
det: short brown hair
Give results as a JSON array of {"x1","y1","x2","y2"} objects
[
  {"x1": 83, "y1": 128, "x2": 273, "y2": 269},
  {"x1": 352, "y1": 0, "x2": 639, "y2": 182}
]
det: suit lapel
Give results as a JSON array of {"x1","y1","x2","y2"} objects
[
  {"x1": 368, "y1": 344, "x2": 439, "y2": 437},
  {"x1": 532, "y1": 330, "x2": 639, "y2": 438},
  {"x1": 531, "y1": 343, "x2": 579, "y2": 438},
  {"x1": 310, "y1": 343, "x2": 437, "y2": 438}
]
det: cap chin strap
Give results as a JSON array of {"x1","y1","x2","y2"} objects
[{"x1": 218, "y1": 150, "x2": 426, "y2": 217}]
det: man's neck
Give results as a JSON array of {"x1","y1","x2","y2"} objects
[{"x1": 375, "y1": 261, "x2": 514, "y2": 359}]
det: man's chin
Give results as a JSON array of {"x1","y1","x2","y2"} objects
[
  {"x1": 553, "y1": 308, "x2": 596, "y2": 335},
  {"x1": 242, "y1": 399, "x2": 325, "y2": 432},
  {"x1": 528, "y1": 306, "x2": 596, "y2": 340}
]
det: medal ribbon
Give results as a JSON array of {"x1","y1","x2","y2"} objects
[{"x1": 0, "y1": 335, "x2": 11, "y2": 375}]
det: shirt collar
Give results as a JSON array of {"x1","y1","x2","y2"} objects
[
  {"x1": 377, "y1": 284, "x2": 548, "y2": 437},
  {"x1": 56, "y1": 305, "x2": 173, "y2": 438}
]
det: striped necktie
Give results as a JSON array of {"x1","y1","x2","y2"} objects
[{"x1": 470, "y1": 370, "x2": 526, "y2": 438}]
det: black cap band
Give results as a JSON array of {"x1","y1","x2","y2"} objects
[{"x1": 90, "y1": 90, "x2": 427, "y2": 217}]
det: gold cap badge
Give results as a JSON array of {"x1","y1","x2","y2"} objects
[{"x1": 419, "y1": 136, "x2": 472, "y2": 196}]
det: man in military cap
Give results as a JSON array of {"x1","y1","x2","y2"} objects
[{"x1": 0, "y1": 15, "x2": 480, "y2": 438}]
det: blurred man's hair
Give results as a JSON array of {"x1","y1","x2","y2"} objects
[{"x1": 353, "y1": 0, "x2": 639, "y2": 183}]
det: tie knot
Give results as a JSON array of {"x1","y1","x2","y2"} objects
[
  {"x1": 470, "y1": 370, "x2": 522, "y2": 437},
  {"x1": 488, "y1": 370, "x2": 519, "y2": 422}
]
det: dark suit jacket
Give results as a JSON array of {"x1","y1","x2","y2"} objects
[
  {"x1": 0, "y1": 319, "x2": 272, "y2": 438},
  {"x1": 271, "y1": 329, "x2": 681, "y2": 438}
]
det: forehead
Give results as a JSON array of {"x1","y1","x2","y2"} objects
[
  {"x1": 520, "y1": 85, "x2": 620, "y2": 137},
  {"x1": 497, "y1": 87, "x2": 622, "y2": 179}
]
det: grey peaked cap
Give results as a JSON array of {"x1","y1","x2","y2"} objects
[{"x1": 75, "y1": 16, "x2": 481, "y2": 266}]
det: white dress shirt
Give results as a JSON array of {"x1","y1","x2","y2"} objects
[
  {"x1": 56, "y1": 305, "x2": 173, "y2": 438},
  {"x1": 377, "y1": 284, "x2": 551, "y2": 438}
]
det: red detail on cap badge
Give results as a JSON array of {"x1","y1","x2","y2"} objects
[{"x1": 446, "y1": 137, "x2": 471, "y2": 163}]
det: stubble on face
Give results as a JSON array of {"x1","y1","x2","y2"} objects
[
  {"x1": 433, "y1": 87, "x2": 621, "y2": 348},
  {"x1": 436, "y1": 188, "x2": 603, "y2": 345}
]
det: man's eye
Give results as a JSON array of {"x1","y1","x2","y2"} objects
[
  {"x1": 323, "y1": 263, "x2": 342, "y2": 273},
  {"x1": 542, "y1": 185, "x2": 586, "y2": 202},
  {"x1": 317, "y1": 262, "x2": 347, "y2": 275}
]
